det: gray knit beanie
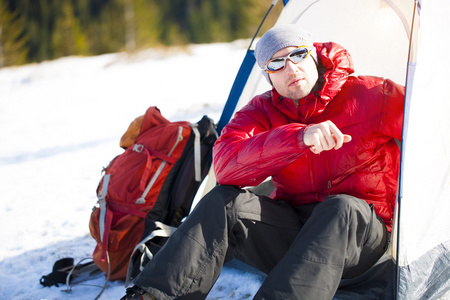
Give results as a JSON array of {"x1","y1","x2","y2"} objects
[{"x1": 255, "y1": 24, "x2": 317, "y2": 84}]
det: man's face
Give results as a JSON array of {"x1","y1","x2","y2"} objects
[{"x1": 268, "y1": 46, "x2": 319, "y2": 101}]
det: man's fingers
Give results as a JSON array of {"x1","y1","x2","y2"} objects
[
  {"x1": 343, "y1": 134, "x2": 352, "y2": 143},
  {"x1": 320, "y1": 133, "x2": 333, "y2": 150},
  {"x1": 315, "y1": 121, "x2": 337, "y2": 150},
  {"x1": 303, "y1": 121, "x2": 351, "y2": 154},
  {"x1": 324, "y1": 131, "x2": 337, "y2": 150},
  {"x1": 309, "y1": 133, "x2": 323, "y2": 153},
  {"x1": 327, "y1": 122, "x2": 345, "y2": 149}
]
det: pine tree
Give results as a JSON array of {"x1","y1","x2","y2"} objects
[
  {"x1": 0, "y1": 0, "x2": 28, "y2": 67},
  {"x1": 133, "y1": 0, "x2": 162, "y2": 49},
  {"x1": 98, "y1": 0, "x2": 126, "y2": 53},
  {"x1": 51, "y1": 1, "x2": 88, "y2": 58},
  {"x1": 0, "y1": 0, "x2": 279, "y2": 66},
  {"x1": 124, "y1": 0, "x2": 135, "y2": 51}
]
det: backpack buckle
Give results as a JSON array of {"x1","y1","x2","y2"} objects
[{"x1": 133, "y1": 144, "x2": 144, "y2": 153}]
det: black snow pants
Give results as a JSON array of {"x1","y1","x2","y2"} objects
[{"x1": 133, "y1": 185, "x2": 388, "y2": 300}]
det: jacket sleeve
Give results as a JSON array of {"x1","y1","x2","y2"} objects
[
  {"x1": 213, "y1": 100, "x2": 309, "y2": 187},
  {"x1": 379, "y1": 79, "x2": 405, "y2": 140}
]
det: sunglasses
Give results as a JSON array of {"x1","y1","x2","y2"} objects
[{"x1": 264, "y1": 46, "x2": 311, "y2": 73}]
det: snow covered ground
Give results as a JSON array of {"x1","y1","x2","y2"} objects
[{"x1": 0, "y1": 41, "x2": 266, "y2": 299}]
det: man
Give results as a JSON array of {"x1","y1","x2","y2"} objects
[{"x1": 122, "y1": 24, "x2": 404, "y2": 300}]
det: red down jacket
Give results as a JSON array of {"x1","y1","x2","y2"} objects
[{"x1": 213, "y1": 42, "x2": 405, "y2": 231}]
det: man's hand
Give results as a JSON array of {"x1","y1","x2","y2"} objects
[{"x1": 303, "y1": 121, "x2": 352, "y2": 154}]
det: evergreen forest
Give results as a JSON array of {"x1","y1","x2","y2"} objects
[{"x1": 0, "y1": 0, "x2": 282, "y2": 67}]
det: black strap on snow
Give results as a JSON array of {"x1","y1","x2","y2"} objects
[{"x1": 40, "y1": 257, "x2": 74, "y2": 287}]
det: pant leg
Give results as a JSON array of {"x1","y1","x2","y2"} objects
[
  {"x1": 254, "y1": 194, "x2": 388, "y2": 300},
  {"x1": 133, "y1": 185, "x2": 302, "y2": 300}
]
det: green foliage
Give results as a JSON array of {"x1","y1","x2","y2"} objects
[
  {"x1": 0, "y1": 0, "x2": 280, "y2": 66},
  {"x1": 133, "y1": 0, "x2": 162, "y2": 48},
  {"x1": 0, "y1": 0, "x2": 29, "y2": 67},
  {"x1": 51, "y1": 1, "x2": 89, "y2": 57}
]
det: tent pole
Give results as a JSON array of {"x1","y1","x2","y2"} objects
[
  {"x1": 395, "y1": 1, "x2": 420, "y2": 299},
  {"x1": 217, "y1": 0, "x2": 282, "y2": 133},
  {"x1": 248, "y1": 0, "x2": 280, "y2": 50}
]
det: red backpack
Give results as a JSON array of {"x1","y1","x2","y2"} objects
[{"x1": 89, "y1": 106, "x2": 216, "y2": 280}]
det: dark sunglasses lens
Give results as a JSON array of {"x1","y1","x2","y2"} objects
[
  {"x1": 267, "y1": 58, "x2": 286, "y2": 72},
  {"x1": 289, "y1": 48, "x2": 309, "y2": 63}
]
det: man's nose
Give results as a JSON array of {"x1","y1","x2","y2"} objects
[{"x1": 284, "y1": 59, "x2": 298, "y2": 74}]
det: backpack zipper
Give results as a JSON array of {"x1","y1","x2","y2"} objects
[{"x1": 135, "y1": 126, "x2": 184, "y2": 204}]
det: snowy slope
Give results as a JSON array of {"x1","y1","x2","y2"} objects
[{"x1": 0, "y1": 41, "x2": 265, "y2": 299}]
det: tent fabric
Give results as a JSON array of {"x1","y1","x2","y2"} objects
[
  {"x1": 227, "y1": 0, "x2": 413, "y2": 119},
  {"x1": 396, "y1": 0, "x2": 450, "y2": 298},
  {"x1": 398, "y1": 240, "x2": 450, "y2": 299},
  {"x1": 217, "y1": 0, "x2": 450, "y2": 298}
]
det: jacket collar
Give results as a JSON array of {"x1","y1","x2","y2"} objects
[{"x1": 271, "y1": 42, "x2": 355, "y2": 123}]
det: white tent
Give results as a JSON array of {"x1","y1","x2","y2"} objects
[
  {"x1": 216, "y1": 0, "x2": 450, "y2": 298},
  {"x1": 394, "y1": 0, "x2": 450, "y2": 298}
]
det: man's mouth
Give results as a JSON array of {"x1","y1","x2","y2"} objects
[{"x1": 289, "y1": 77, "x2": 304, "y2": 86}]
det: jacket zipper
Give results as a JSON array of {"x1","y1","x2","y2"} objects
[
  {"x1": 135, "y1": 126, "x2": 184, "y2": 204},
  {"x1": 324, "y1": 152, "x2": 332, "y2": 195},
  {"x1": 307, "y1": 152, "x2": 316, "y2": 199}
]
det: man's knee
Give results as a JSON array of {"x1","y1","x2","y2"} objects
[
  {"x1": 323, "y1": 194, "x2": 371, "y2": 217},
  {"x1": 192, "y1": 185, "x2": 244, "y2": 217},
  {"x1": 202, "y1": 186, "x2": 271, "y2": 224}
]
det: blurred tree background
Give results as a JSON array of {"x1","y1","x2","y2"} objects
[{"x1": 0, "y1": 0, "x2": 282, "y2": 67}]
